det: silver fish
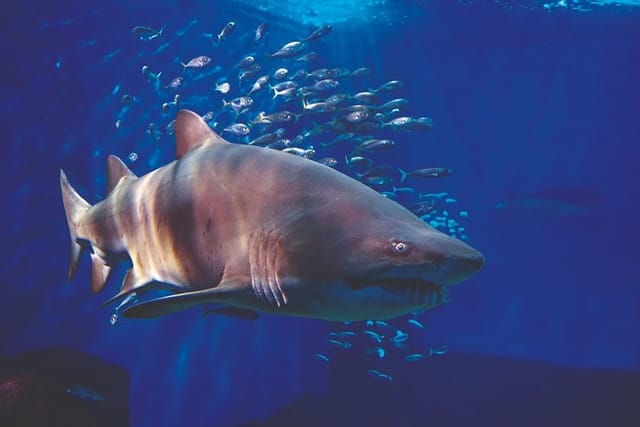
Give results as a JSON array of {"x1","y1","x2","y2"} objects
[
  {"x1": 296, "y1": 52, "x2": 319, "y2": 62},
  {"x1": 301, "y1": 24, "x2": 332, "y2": 42},
  {"x1": 236, "y1": 55, "x2": 255, "y2": 69},
  {"x1": 405, "y1": 353, "x2": 426, "y2": 362},
  {"x1": 408, "y1": 319, "x2": 424, "y2": 329},
  {"x1": 271, "y1": 41, "x2": 305, "y2": 58},
  {"x1": 315, "y1": 353, "x2": 329, "y2": 362},
  {"x1": 255, "y1": 23, "x2": 267, "y2": 42},
  {"x1": 372, "y1": 80, "x2": 403, "y2": 93},
  {"x1": 249, "y1": 75, "x2": 269, "y2": 95},
  {"x1": 399, "y1": 167, "x2": 452, "y2": 183},
  {"x1": 350, "y1": 67, "x2": 371, "y2": 77},
  {"x1": 357, "y1": 139, "x2": 395, "y2": 151},
  {"x1": 303, "y1": 99, "x2": 336, "y2": 113},
  {"x1": 223, "y1": 96, "x2": 253, "y2": 111},
  {"x1": 273, "y1": 68, "x2": 289, "y2": 80},
  {"x1": 352, "y1": 91, "x2": 378, "y2": 104},
  {"x1": 223, "y1": 123, "x2": 250, "y2": 137},
  {"x1": 368, "y1": 369, "x2": 392, "y2": 382},
  {"x1": 379, "y1": 98, "x2": 408, "y2": 111},
  {"x1": 239, "y1": 64, "x2": 262, "y2": 84},
  {"x1": 181, "y1": 55, "x2": 212, "y2": 70},
  {"x1": 215, "y1": 81, "x2": 231, "y2": 94},
  {"x1": 217, "y1": 21, "x2": 235, "y2": 43},
  {"x1": 328, "y1": 339, "x2": 352, "y2": 349},
  {"x1": 164, "y1": 76, "x2": 184, "y2": 90},
  {"x1": 132, "y1": 25, "x2": 163, "y2": 41}
]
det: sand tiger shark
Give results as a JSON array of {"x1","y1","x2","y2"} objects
[{"x1": 60, "y1": 109, "x2": 484, "y2": 321}]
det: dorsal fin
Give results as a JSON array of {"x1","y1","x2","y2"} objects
[
  {"x1": 175, "y1": 109, "x2": 228, "y2": 159},
  {"x1": 106, "y1": 155, "x2": 136, "y2": 195}
]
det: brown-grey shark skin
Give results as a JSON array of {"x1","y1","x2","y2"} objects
[{"x1": 60, "y1": 109, "x2": 485, "y2": 321}]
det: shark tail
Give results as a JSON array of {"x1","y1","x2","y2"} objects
[{"x1": 60, "y1": 170, "x2": 91, "y2": 282}]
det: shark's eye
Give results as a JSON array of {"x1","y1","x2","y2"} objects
[{"x1": 393, "y1": 241, "x2": 409, "y2": 254}]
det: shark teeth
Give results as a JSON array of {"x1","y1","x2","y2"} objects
[{"x1": 376, "y1": 279, "x2": 446, "y2": 307}]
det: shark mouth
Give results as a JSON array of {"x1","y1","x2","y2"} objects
[{"x1": 350, "y1": 277, "x2": 448, "y2": 308}]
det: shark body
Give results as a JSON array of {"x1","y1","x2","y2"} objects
[{"x1": 60, "y1": 110, "x2": 484, "y2": 321}]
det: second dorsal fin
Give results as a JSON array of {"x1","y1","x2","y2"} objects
[
  {"x1": 175, "y1": 109, "x2": 228, "y2": 159},
  {"x1": 106, "y1": 155, "x2": 136, "y2": 195}
]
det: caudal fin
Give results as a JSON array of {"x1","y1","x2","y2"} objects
[
  {"x1": 60, "y1": 170, "x2": 91, "y2": 281},
  {"x1": 398, "y1": 168, "x2": 408, "y2": 184}
]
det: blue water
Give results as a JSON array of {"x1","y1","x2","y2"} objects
[{"x1": 2, "y1": 0, "x2": 639, "y2": 426}]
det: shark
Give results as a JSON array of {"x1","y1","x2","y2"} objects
[{"x1": 60, "y1": 109, "x2": 484, "y2": 321}]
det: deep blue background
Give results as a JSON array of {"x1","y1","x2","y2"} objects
[{"x1": 2, "y1": 1, "x2": 639, "y2": 426}]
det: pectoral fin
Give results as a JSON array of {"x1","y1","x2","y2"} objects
[{"x1": 122, "y1": 286, "x2": 239, "y2": 319}]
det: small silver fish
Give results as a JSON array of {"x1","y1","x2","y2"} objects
[
  {"x1": 309, "y1": 79, "x2": 339, "y2": 92},
  {"x1": 236, "y1": 55, "x2": 255, "y2": 69},
  {"x1": 132, "y1": 25, "x2": 163, "y2": 41},
  {"x1": 328, "y1": 339, "x2": 352, "y2": 349},
  {"x1": 223, "y1": 123, "x2": 250, "y2": 137},
  {"x1": 271, "y1": 41, "x2": 305, "y2": 58},
  {"x1": 291, "y1": 69, "x2": 307, "y2": 81},
  {"x1": 408, "y1": 319, "x2": 425, "y2": 330},
  {"x1": 283, "y1": 147, "x2": 315, "y2": 159},
  {"x1": 352, "y1": 91, "x2": 377, "y2": 104},
  {"x1": 391, "y1": 330, "x2": 409, "y2": 343},
  {"x1": 254, "y1": 110, "x2": 298, "y2": 124},
  {"x1": 249, "y1": 75, "x2": 269, "y2": 95},
  {"x1": 383, "y1": 116, "x2": 413, "y2": 128},
  {"x1": 372, "y1": 80, "x2": 403, "y2": 93},
  {"x1": 181, "y1": 55, "x2": 212, "y2": 70},
  {"x1": 217, "y1": 21, "x2": 235, "y2": 43},
  {"x1": 303, "y1": 99, "x2": 335, "y2": 113},
  {"x1": 166, "y1": 120, "x2": 177, "y2": 136},
  {"x1": 273, "y1": 68, "x2": 289, "y2": 80},
  {"x1": 357, "y1": 139, "x2": 395, "y2": 152},
  {"x1": 249, "y1": 130, "x2": 282, "y2": 146},
  {"x1": 399, "y1": 167, "x2": 452, "y2": 183},
  {"x1": 325, "y1": 93, "x2": 349, "y2": 105},
  {"x1": 344, "y1": 110, "x2": 368, "y2": 123},
  {"x1": 165, "y1": 76, "x2": 184, "y2": 90},
  {"x1": 223, "y1": 96, "x2": 253, "y2": 111},
  {"x1": 350, "y1": 67, "x2": 371, "y2": 77},
  {"x1": 405, "y1": 353, "x2": 426, "y2": 362},
  {"x1": 315, "y1": 158, "x2": 336, "y2": 171},
  {"x1": 121, "y1": 94, "x2": 135, "y2": 105},
  {"x1": 363, "y1": 330, "x2": 384, "y2": 344},
  {"x1": 239, "y1": 64, "x2": 262, "y2": 84},
  {"x1": 215, "y1": 81, "x2": 231, "y2": 94},
  {"x1": 374, "y1": 320, "x2": 392, "y2": 329},
  {"x1": 296, "y1": 52, "x2": 319, "y2": 62},
  {"x1": 255, "y1": 23, "x2": 267, "y2": 42},
  {"x1": 345, "y1": 155, "x2": 372, "y2": 169},
  {"x1": 301, "y1": 25, "x2": 332, "y2": 42},
  {"x1": 379, "y1": 98, "x2": 408, "y2": 111},
  {"x1": 368, "y1": 369, "x2": 392, "y2": 382},
  {"x1": 315, "y1": 353, "x2": 329, "y2": 362},
  {"x1": 428, "y1": 345, "x2": 448, "y2": 356},
  {"x1": 329, "y1": 331, "x2": 356, "y2": 338},
  {"x1": 392, "y1": 186, "x2": 416, "y2": 194}
]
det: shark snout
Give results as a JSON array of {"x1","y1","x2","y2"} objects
[{"x1": 424, "y1": 232, "x2": 485, "y2": 286}]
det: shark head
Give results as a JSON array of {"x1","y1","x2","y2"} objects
[{"x1": 272, "y1": 175, "x2": 485, "y2": 321}]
